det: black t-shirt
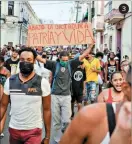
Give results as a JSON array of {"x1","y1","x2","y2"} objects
[
  {"x1": 5, "y1": 58, "x2": 19, "y2": 74},
  {"x1": 107, "y1": 61, "x2": 117, "y2": 80},
  {"x1": 70, "y1": 59, "x2": 86, "y2": 91}
]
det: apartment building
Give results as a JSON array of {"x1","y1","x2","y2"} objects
[
  {"x1": 104, "y1": 0, "x2": 131, "y2": 60},
  {"x1": 0, "y1": 1, "x2": 41, "y2": 47}
]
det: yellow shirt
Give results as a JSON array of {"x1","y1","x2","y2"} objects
[{"x1": 83, "y1": 58, "x2": 101, "y2": 82}]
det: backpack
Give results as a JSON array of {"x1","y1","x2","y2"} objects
[{"x1": 51, "y1": 62, "x2": 72, "y2": 93}]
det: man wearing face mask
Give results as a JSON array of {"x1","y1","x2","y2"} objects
[
  {"x1": 43, "y1": 43, "x2": 94, "y2": 143},
  {"x1": 0, "y1": 48, "x2": 51, "y2": 144}
]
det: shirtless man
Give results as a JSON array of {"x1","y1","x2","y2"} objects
[
  {"x1": 98, "y1": 71, "x2": 124, "y2": 103},
  {"x1": 59, "y1": 63, "x2": 131, "y2": 144}
]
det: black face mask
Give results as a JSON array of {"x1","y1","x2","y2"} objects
[
  {"x1": 19, "y1": 62, "x2": 34, "y2": 77},
  {"x1": 42, "y1": 55, "x2": 47, "y2": 58}
]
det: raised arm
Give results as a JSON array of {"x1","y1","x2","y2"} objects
[
  {"x1": 79, "y1": 43, "x2": 95, "y2": 61},
  {"x1": 36, "y1": 55, "x2": 46, "y2": 64}
]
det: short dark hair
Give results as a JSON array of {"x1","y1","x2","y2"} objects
[
  {"x1": 108, "y1": 71, "x2": 123, "y2": 88},
  {"x1": 0, "y1": 55, "x2": 4, "y2": 62},
  {"x1": 59, "y1": 51, "x2": 69, "y2": 58},
  {"x1": 13, "y1": 49, "x2": 19, "y2": 53},
  {"x1": 19, "y1": 47, "x2": 37, "y2": 59},
  {"x1": 95, "y1": 52, "x2": 104, "y2": 59},
  {"x1": 109, "y1": 52, "x2": 115, "y2": 56},
  {"x1": 110, "y1": 71, "x2": 123, "y2": 81}
]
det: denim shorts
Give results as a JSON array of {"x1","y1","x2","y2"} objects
[{"x1": 85, "y1": 81, "x2": 97, "y2": 102}]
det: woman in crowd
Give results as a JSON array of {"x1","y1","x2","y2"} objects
[
  {"x1": 98, "y1": 71, "x2": 124, "y2": 103},
  {"x1": 110, "y1": 62, "x2": 131, "y2": 144}
]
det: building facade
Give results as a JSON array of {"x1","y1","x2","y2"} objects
[
  {"x1": 0, "y1": 1, "x2": 41, "y2": 47},
  {"x1": 104, "y1": 0, "x2": 132, "y2": 60}
]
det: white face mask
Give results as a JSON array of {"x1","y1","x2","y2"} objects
[{"x1": 124, "y1": 66, "x2": 129, "y2": 73}]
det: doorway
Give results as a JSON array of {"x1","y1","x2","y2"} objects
[{"x1": 117, "y1": 29, "x2": 122, "y2": 51}]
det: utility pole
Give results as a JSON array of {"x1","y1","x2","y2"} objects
[
  {"x1": 76, "y1": 1, "x2": 79, "y2": 23},
  {"x1": 19, "y1": 23, "x2": 22, "y2": 46}
]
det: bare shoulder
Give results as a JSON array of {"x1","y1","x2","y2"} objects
[
  {"x1": 102, "y1": 89, "x2": 109, "y2": 94},
  {"x1": 60, "y1": 103, "x2": 107, "y2": 144},
  {"x1": 80, "y1": 103, "x2": 107, "y2": 122}
]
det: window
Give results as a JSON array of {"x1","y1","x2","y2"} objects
[
  {"x1": 109, "y1": 36, "x2": 112, "y2": 51},
  {"x1": 104, "y1": 34, "x2": 108, "y2": 44},
  {"x1": 8, "y1": 1, "x2": 14, "y2": 16}
]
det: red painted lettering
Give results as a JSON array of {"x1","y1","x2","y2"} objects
[
  {"x1": 84, "y1": 29, "x2": 93, "y2": 43},
  {"x1": 42, "y1": 32, "x2": 48, "y2": 44},
  {"x1": 63, "y1": 30, "x2": 75, "y2": 43},
  {"x1": 33, "y1": 33, "x2": 39, "y2": 45},
  {"x1": 54, "y1": 32, "x2": 62, "y2": 44},
  {"x1": 77, "y1": 30, "x2": 84, "y2": 43},
  {"x1": 49, "y1": 32, "x2": 55, "y2": 44},
  {"x1": 84, "y1": 23, "x2": 89, "y2": 28},
  {"x1": 78, "y1": 23, "x2": 83, "y2": 29},
  {"x1": 48, "y1": 25, "x2": 53, "y2": 29}
]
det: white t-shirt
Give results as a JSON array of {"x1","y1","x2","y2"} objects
[
  {"x1": 102, "y1": 55, "x2": 108, "y2": 63},
  {"x1": 34, "y1": 61, "x2": 51, "y2": 81},
  {"x1": 4, "y1": 76, "x2": 51, "y2": 130}
]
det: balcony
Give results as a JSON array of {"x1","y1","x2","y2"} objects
[
  {"x1": 92, "y1": 16, "x2": 104, "y2": 32},
  {"x1": 104, "y1": 9, "x2": 124, "y2": 24},
  {"x1": 6, "y1": 15, "x2": 18, "y2": 23}
]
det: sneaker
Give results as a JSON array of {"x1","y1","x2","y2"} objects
[{"x1": 0, "y1": 133, "x2": 4, "y2": 139}]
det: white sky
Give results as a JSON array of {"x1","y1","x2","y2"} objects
[{"x1": 29, "y1": 1, "x2": 74, "y2": 24}]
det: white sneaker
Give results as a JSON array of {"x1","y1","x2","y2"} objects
[{"x1": 0, "y1": 133, "x2": 4, "y2": 139}]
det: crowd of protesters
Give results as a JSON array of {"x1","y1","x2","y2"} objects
[{"x1": 0, "y1": 43, "x2": 131, "y2": 144}]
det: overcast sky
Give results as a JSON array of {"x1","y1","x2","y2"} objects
[{"x1": 29, "y1": 1, "x2": 74, "y2": 24}]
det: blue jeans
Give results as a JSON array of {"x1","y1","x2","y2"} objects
[{"x1": 85, "y1": 82, "x2": 97, "y2": 103}]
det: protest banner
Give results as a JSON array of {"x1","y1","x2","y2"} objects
[{"x1": 27, "y1": 22, "x2": 94, "y2": 46}]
